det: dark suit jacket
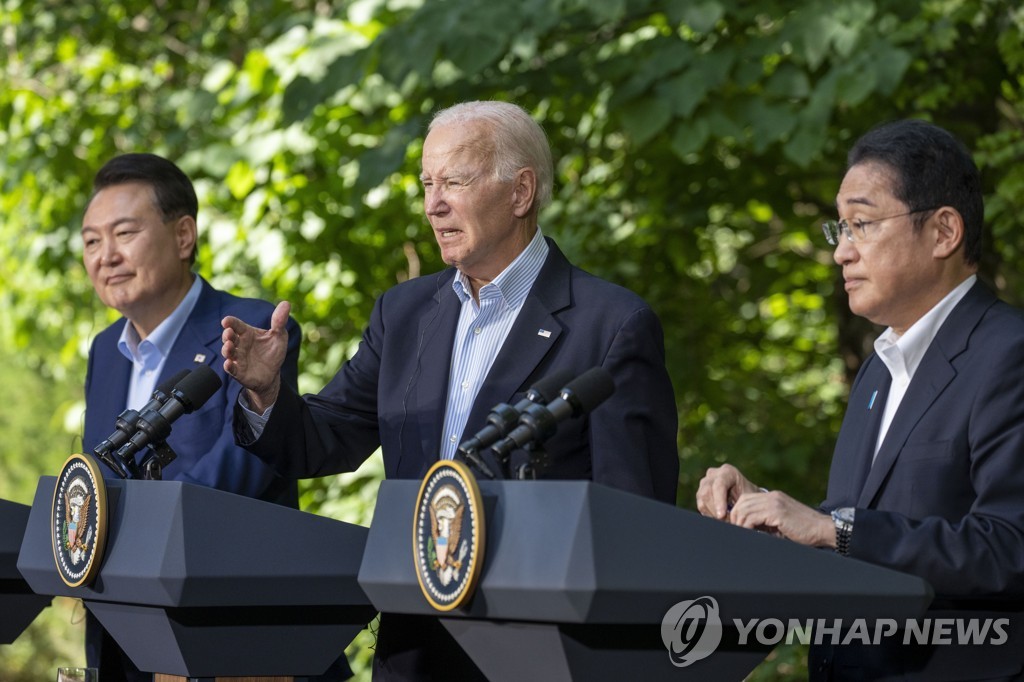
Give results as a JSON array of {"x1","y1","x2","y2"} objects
[
  {"x1": 82, "y1": 278, "x2": 306, "y2": 682},
  {"x1": 242, "y1": 239, "x2": 680, "y2": 679},
  {"x1": 812, "y1": 282, "x2": 1024, "y2": 681},
  {"x1": 84, "y1": 277, "x2": 301, "y2": 504}
]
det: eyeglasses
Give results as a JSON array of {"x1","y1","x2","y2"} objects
[{"x1": 822, "y1": 207, "x2": 938, "y2": 246}]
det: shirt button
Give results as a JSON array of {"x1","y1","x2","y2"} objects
[
  {"x1": 474, "y1": 327, "x2": 482, "y2": 335},
  {"x1": 461, "y1": 380, "x2": 470, "y2": 390},
  {"x1": 449, "y1": 435, "x2": 457, "y2": 443}
]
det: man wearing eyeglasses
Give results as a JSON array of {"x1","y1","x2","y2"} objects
[{"x1": 697, "y1": 119, "x2": 1024, "y2": 680}]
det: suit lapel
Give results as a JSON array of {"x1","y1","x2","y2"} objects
[
  {"x1": 414, "y1": 277, "x2": 461, "y2": 462},
  {"x1": 458, "y1": 240, "x2": 570, "y2": 443},
  {"x1": 852, "y1": 370, "x2": 892, "y2": 499},
  {"x1": 857, "y1": 281, "x2": 996, "y2": 506},
  {"x1": 92, "y1": 324, "x2": 133, "y2": 426},
  {"x1": 857, "y1": 361, "x2": 953, "y2": 506},
  {"x1": 161, "y1": 278, "x2": 220, "y2": 380},
  {"x1": 825, "y1": 360, "x2": 890, "y2": 506}
]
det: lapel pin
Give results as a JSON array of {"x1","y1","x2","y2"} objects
[
  {"x1": 868, "y1": 389, "x2": 878, "y2": 410},
  {"x1": 537, "y1": 329, "x2": 551, "y2": 338},
  {"x1": 193, "y1": 353, "x2": 207, "y2": 364}
]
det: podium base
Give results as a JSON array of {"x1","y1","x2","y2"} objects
[
  {"x1": 153, "y1": 671, "x2": 294, "y2": 675},
  {"x1": 440, "y1": 618, "x2": 770, "y2": 681}
]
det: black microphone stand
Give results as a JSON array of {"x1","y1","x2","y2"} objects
[
  {"x1": 140, "y1": 440, "x2": 179, "y2": 481},
  {"x1": 514, "y1": 443, "x2": 549, "y2": 480},
  {"x1": 457, "y1": 445, "x2": 497, "y2": 479}
]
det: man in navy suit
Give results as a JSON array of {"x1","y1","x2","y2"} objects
[
  {"x1": 79, "y1": 153, "x2": 310, "y2": 680},
  {"x1": 697, "y1": 120, "x2": 1024, "y2": 679},
  {"x1": 221, "y1": 100, "x2": 680, "y2": 678}
]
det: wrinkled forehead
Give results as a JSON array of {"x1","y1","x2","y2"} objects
[{"x1": 421, "y1": 122, "x2": 495, "y2": 176}]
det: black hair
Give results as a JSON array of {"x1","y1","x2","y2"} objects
[
  {"x1": 847, "y1": 119, "x2": 983, "y2": 265},
  {"x1": 92, "y1": 153, "x2": 198, "y2": 263}
]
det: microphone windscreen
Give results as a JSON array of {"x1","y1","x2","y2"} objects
[
  {"x1": 172, "y1": 365, "x2": 223, "y2": 412},
  {"x1": 529, "y1": 368, "x2": 575, "y2": 403},
  {"x1": 564, "y1": 366, "x2": 615, "y2": 414},
  {"x1": 156, "y1": 369, "x2": 191, "y2": 398}
]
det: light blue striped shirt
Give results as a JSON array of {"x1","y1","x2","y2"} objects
[
  {"x1": 240, "y1": 231, "x2": 550, "y2": 454},
  {"x1": 116, "y1": 275, "x2": 202, "y2": 411},
  {"x1": 439, "y1": 229, "x2": 549, "y2": 459}
]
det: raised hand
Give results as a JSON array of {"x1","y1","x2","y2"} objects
[{"x1": 221, "y1": 300, "x2": 291, "y2": 413}]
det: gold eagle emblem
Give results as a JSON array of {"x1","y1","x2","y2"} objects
[{"x1": 428, "y1": 484, "x2": 468, "y2": 586}]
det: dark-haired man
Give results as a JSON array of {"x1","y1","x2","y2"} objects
[
  {"x1": 80, "y1": 153, "x2": 309, "y2": 680},
  {"x1": 697, "y1": 119, "x2": 1024, "y2": 679}
]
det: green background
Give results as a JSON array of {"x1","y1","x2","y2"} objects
[{"x1": 4, "y1": 0, "x2": 1024, "y2": 678}]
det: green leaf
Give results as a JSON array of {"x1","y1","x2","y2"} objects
[
  {"x1": 870, "y1": 43, "x2": 913, "y2": 95},
  {"x1": 741, "y1": 99, "x2": 797, "y2": 152},
  {"x1": 801, "y1": 13, "x2": 832, "y2": 70},
  {"x1": 670, "y1": 116, "x2": 711, "y2": 158},
  {"x1": 225, "y1": 160, "x2": 257, "y2": 200},
  {"x1": 618, "y1": 97, "x2": 673, "y2": 147},
  {"x1": 682, "y1": 1, "x2": 725, "y2": 33},
  {"x1": 446, "y1": 34, "x2": 508, "y2": 75},
  {"x1": 583, "y1": 0, "x2": 628, "y2": 23},
  {"x1": 657, "y1": 70, "x2": 711, "y2": 118},
  {"x1": 765, "y1": 64, "x2": 811, "y2": 100}
]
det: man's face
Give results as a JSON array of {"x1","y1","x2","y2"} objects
[
  {"x1": 420, "y1": 121, "x2": 531, "y2": 290},
  {"x1": 81, "y1": 182, "x2": 195, "y2": 335},
  {"x1": 832, "y1": 162, "x2": 943, "y2": 334}
]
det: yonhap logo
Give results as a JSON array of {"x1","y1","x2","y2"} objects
[{"x1": 661, "y1": 595, "x2": 723, "y2": 667}]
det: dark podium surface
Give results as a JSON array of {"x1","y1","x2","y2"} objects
[
  {"x1": 359, "y1": 480, "x2": 934, "y2": 681},
  {"x1": 18, "y1": 477, "x2": 375, "y2": 677},
  {"x1": 0, "y1": 498, "x2": 52, "y2": 644}
]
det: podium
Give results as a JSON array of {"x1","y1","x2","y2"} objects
[
  {"x1": 0, "y1": 499, "x2": 52, "y2": 644},
  {"x1": 18, "y1": 478, "x2": 375, "y2": 678},
  {"x1": 359, "y1": 480, "x2": 934, "y2": 681}
]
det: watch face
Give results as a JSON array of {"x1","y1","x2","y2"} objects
[{"x1": 833, "y1": 507, "x2": 855, "y2": 524}]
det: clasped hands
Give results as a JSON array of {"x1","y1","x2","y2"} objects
[{"x1": 696, "y1": 464, "x2": 836, "y2": 549}]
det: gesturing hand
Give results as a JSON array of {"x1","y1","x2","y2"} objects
[{"x1": 221, "y1": 300, "x2": 291, "y2": 413}]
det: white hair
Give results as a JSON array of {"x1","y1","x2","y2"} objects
[{"x1": 429, "y1": 101, "x2": 554, "y2": 209}]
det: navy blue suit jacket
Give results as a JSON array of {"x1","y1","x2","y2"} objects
[
  {"x1": 241, "y1": 239, "x2": 679, "y2": 679},
  {"x1": 83, "y1": 278, "x2": 306, "y2": 681},
  {"x1": 83, "y1": 277, "x2": 300, "y2": 505},
  {"x1": 246, "y1": 239, "x2": 679, "y2": 500},
  {"x1": 812, "y1": 282, "x2": 1024, "y2": 680}
]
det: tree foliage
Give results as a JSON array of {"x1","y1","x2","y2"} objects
[{"x1": 3, "y1": 0, "x2": 1024, "y2": 678}]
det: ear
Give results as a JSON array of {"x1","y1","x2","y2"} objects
[
  {"x1": 174, "y1": 215, "x2": 198, "y2": 261},
  {"x1": 511, "y1": 168, "x2": 537, "y2": 219},
  {"x1": 930, "y1": 207, "x2": 964, "y2": 260}
]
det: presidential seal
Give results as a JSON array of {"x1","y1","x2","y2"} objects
[
  {"x1": 413, "y1": 459, "x2": 485, "y2": 611},
  {"x1": 51, "y1": 453, "x2": 108, "y2": 587}
]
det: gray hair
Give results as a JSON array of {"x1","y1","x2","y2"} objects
[{"x1": 429, "y1": 101, "x2": 553, "y2": 210}]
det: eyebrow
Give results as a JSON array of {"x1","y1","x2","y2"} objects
[
  {"x1": 834, "y1": 196, "x2": 879, "y2": 213},
  {"x1": 419, "y1": 172, "x2": 470, "y2": 183},
  {"x1": 80, "y1": 217, "x2": 141, "y2": 234}
]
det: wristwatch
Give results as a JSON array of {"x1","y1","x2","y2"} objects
[{"x1": 831, "y1": 507, "x2": 855, "y2": 556}]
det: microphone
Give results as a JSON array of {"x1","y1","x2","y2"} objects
[
  {"x1": 114, "y1": 365, "x2": 222, "y2": 470},
  {"x1": 457, "y1": 368, "x2": 574, "y2": 456},
  {"x1": 489, "y1": 366, "x2": 615, "y2": 462},
  {"x1": 457, "y1": 369, "x2": 575, "y2": 478},
  {"x1": 92, "y1": 369, "x2": 191, "y2": 478}
]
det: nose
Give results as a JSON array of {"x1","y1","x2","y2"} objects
[
  {"x1": 424, "y1": 187, "x2": 448, "y2": 217},
  {"x1": 832, "y1": 235, "x2": 857, "y2": 266},
  {"x1": 98, "y1": 237, "x2": 122, "y2": 266}
]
